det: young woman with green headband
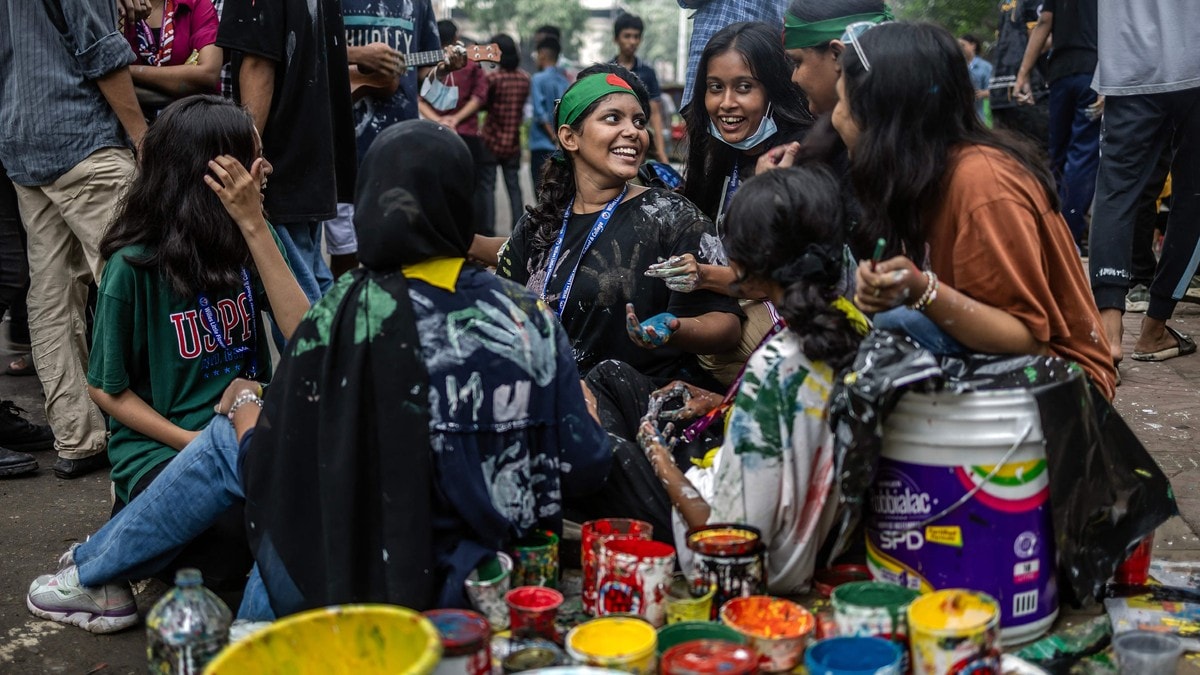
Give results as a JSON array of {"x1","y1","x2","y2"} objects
[
  {"x1": 496, "y1": 64, "x2": 742, "y2": 390},
  {"x1": 782, "y1": 0, "x2": 892, "y2": 116}
]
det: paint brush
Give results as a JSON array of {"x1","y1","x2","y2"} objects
[{"x1": 870, "y1": 237, "x2": 886, "y2": 271}]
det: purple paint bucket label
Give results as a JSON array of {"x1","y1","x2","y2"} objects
[{"x1": 867, "y1": 457, "x2": 1057, "y2": 640}]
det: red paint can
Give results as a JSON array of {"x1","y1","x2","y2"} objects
[
  {"x1": 423, "y1": 609, "x2": 491, "y2": 675},
  {"x1": 661, "y1": 639, "x2": 759, "y2": 675},
  {"x1": 1114, "y1": 533, "x2": 1155, "y2": 585},
  {"x1": 685, "y1": 524, "x2": 767, "y2": 619},
  {"x1": 505, "y1": 586, "x2": 564, "y2": 642},
  {"x1": 581, "y1": 518, "x2": 653, "y2": 616}
]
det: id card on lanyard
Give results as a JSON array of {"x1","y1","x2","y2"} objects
[
  {"x1": 197, "y1": 267, "x2": 259, "y2": 379},
  {"x1": 541, "y1": 184, "x2": 629, "y2": 317}
]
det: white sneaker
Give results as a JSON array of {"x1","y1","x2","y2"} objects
[{"x1": 26, "y1": 547, "x2": 138, "y2": 634}]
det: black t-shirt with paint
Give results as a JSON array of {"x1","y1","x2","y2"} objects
[
  {"x1": 218, "y1": 0, "x2": 357, "y2": 222},
  {"x1": 498, "y1": 188, "x2": 742, "y2": 384}
]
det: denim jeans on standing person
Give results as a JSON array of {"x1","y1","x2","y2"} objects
[
  {"x1": 874, "y1": 306, "x2": 967, "y2": 356},
  {"x1": 480, "y1": 155, "x2": 524, "y2": 235},
  {"x1": 1047, "y1": 73, "x2": 1101, "y2": 246},
  {"x1": 72, "y1": 415, "x2": 294, "y2": 621},
  {"x1": 274, "y1": 221, "x2": 333, "y2": 303}
]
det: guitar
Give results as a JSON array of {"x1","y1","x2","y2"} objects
[{"x1": 350, "y1": 43, "x2": 501, "y2": 102}]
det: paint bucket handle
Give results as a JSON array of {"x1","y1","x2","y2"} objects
[{"x1": 894, "y1": 420, "x2": 1035, "y2": 531}]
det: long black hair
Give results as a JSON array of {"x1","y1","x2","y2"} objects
[
  {"x1": 101, "y1": 95, "x2": 259, "y2": 298},
  {"x1": 525, "y1": 62, "x2": 651, "y2": 262},
  {"x1": 723, "y1": 165, "x2": 859, "y2": 370},
  {"x1": 682, "y1": 22, "x2": 813, "y2": 219},
  {"x1": 491, "y1": 33, "x2": 520, "y2": 71},
  {"x1": 841, "y1": 22, "x2": 1058, "y2": 264}
]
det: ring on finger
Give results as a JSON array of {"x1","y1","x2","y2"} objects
[{"x1": 873, "y1": 286, "x2": 881, "y2": 298}]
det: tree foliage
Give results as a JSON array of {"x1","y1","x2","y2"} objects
[
  {"x1": 457, "y1": 0, "x2": 591, "y2": 56},
  {"x1": 893, "y1": 0, "x2": 999, "y2": 47}
]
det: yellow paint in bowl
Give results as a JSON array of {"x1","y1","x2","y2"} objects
[{"x1": 565, "y1": 617, "x2": 658, "y2": 675}]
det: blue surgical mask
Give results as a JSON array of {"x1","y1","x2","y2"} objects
[
  {"x1": 708, "y1": 105, "x2": 778, "y2": 150},
  {"x1": 421, "y1": 75, "x2": 459, "y2": 112}
]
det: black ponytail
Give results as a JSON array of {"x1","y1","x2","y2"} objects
[{"x1": 723, "y1": 165, "x2": 860, "y2": 370}]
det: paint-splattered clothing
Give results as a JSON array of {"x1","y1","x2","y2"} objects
[
  {"x1": 674, "y1": 329, "x2": 840, "y2": 595},
  {"x1": 406, "y1": 265, "x2": 612, "y2": 600},
  {"x1": 498, "y1": 188, "x2": 743, "y2": 385}
]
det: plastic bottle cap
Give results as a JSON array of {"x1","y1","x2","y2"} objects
[{"x1": 175, "y1": 568, "x2": 204, "y2": 587}]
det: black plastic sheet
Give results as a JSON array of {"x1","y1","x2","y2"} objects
[{"x1": 828, "y1": 330, "x2": 1178, "y2": 607}]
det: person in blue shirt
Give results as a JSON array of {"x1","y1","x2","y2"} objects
[
  {"x1": 529, "y1": 36, "x2": 571, "y2": 191},
  {"x1": 960, "y1": 34, "x2": 994, "y2": 123}
]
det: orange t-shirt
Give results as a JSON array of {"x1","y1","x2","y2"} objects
[{"x1": 925, "y1": 144, "x2": 1116, "y2": 399}]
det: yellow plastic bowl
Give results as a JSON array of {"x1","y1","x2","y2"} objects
[{"x1": 204, "y1": 604, "x2": 443, "y2": 675}]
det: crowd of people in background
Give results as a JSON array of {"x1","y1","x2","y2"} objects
[{"x1": 1, "y1": 0, "x2": 1198, "y2": 642}]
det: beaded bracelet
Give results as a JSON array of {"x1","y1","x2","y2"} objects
[
  {"x1": 907, "y1": 270, "x2": 940, "y2": 312},
  {"x1": 227, "y1": 390, "x2": 264, "y2": 420}
]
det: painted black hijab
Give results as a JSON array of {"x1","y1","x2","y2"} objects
[{"x1": 242, "y1": 121, "x2": 472, "y2": 616}]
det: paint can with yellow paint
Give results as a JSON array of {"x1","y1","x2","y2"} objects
[
  {"x1": 564, "y1": 616, "x2": 658, "y2": 674},
  {"x1": 906, "y1": 589, "x2": 1000, "y2": 675}
]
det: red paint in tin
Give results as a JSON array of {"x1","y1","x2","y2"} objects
[
  {"x1": 581, "y1": 519, "x2": 653, "y2": 616},
  {"x1": 505, "y1": 586, "x2": 564, "y2": 642},
  {"x1": 661, "y1": 639, "x2": 759, "y2": 675}
]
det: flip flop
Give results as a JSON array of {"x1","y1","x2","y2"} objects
[
  {"x1": 4, "y1": 355, "x2": 36, "y2": 377},
  {"x1": 1131, "y1": 325, "x2": 1197, "y2": 362}
]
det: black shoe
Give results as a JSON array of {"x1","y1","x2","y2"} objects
[
  {"x1": 0, "y1": 446, "x2": 38, "y2": 477},
  {"x1": 53, "y1": 453, "x2": 109, "y2": 480},
  {"x1": 0, "y1": 400, "x2": 55, "y2": 452}
]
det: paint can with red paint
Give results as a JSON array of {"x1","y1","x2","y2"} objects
[
  {"x1": 660, "y1": 639, "x2": 759, "y2": 675},
  {"x1": 424, "y1": 609, "x2": 491, "y2": 675},
  {"x1": 506, "y1": 586, "x2": 564, "y2": 642},
  {"x1": 595, "y1": 539, "x2": 676, "y2": 627},
  {"x1": 685, "y1": 524, "x2": 767, "y2": 619},
  {"x1": 580, "y1": 519, "x2": 654, "y2": 616}
]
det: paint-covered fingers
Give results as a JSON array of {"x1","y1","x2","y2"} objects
[
  {"x1": 626, "y1": 304, "x2": 679, "y2": 349},
  {"x1": 645, "y1": 254, "x2": 702, "y2": 293},
  {"x1": 853, "y1": 256, "x2": 922, "y2": 313}
]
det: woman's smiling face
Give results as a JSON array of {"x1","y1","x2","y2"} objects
[
  {"x1": 563, "y1": 93, "x2": 648, "y2": 184},
  {"x1": 704, "y1": 49, "x2": 769, "y2": 147}
]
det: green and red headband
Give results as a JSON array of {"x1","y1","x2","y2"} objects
[
  {"x1": 782, "y1": 7, "x2": 894, "y2": 50},
  {"x1": 556, "y1": 73, "x2": 638, "y2": 128}
]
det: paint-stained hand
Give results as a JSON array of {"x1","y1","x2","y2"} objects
[
  {"x1": 649, "y1": 380, "x2": 722, "y2": 422},
  {"x1": 626, "y1": 304, "x2": 678, "y2": 348},
  {"x1": 853, "y1": 255, "x2": 924, "y2": 313},
  {"x1": 645, "y1": 254, "x2": 702, "y2": 293},
  {"x1": 205, "y1": 155, "x2": 272, "y2": 233},
  {"x1": 636, "y1": 418, "x2": 676, "y2": 463}
]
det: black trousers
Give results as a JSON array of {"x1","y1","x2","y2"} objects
[
  {"x1": 1090, "y1": 89, "x2": 1200, "y2": 320},
  {"x1": 0, "y1": 169, "x2": 29, "y2": 340}
]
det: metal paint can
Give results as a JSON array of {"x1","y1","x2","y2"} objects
[
  {"x1": 660, "y1": 639, "x2": 759, "y2": 675},
  {"x1": 719, "y1": 595, "x2": 814, "y2": 673},
  {"x1": 831, "y1": 581, "x2": 920, "y2": 670},
  {"x1": 596, "y1": 539, "x2": 676, "y2": 627},
  {"x1": 580, "y1": 519, "x2": 654, "y2": 616},
  {"x1": 510, "y1": 531, "x2": 560, "y2": 589},
  {"x1": 424, "y1": 609, "x2": 491, "y2": 675},
  {"x1": 564, "y1": 616, "x2": 658, "y2": 675},
  {"x1": 685, "y1": 524, "x2": 767, "y2": 619},
  {"x1": 464, "y1": 552, "x2": 513, "y2": 631},
  {"x1": 906, "y1": 589, "x2": 1001, "y2": 675}
]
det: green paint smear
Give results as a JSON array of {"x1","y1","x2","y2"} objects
[{"x1": 355, "y1": 279, "x2": 397, "y2": 344}]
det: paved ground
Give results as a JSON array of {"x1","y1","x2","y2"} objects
[{"x1": 2, "y1": 299, "x2": 1199, "y2": 673}]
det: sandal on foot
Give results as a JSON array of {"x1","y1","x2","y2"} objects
[
  {"x1": 5, "y1": 355, "x2": 36, "y2": 377},
  {"x1": 1131, "y1": 325, "x2": 1197, "y2": 362}
]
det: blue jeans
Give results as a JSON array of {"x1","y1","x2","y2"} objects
[
  {"x1": 73, "y1": 416, "x2": 283, "y2": 620},
  {"x1": 874, "y1": 307, "x2": 966, "y2": 356},
  {"x1": 1047, "y1": 73, "x2": 1101, "y2": 245},
  {"x1": 275, "y1": 221, "x2": 333, "y2": 303}
]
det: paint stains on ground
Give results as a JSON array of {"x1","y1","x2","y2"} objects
[{"x1": 0, "y1": 620, "x2": 65, "y2": 664}]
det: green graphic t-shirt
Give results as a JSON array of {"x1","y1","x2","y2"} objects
[{"x1": 89, "y1": 241, "x2": 281, "y2": 503}]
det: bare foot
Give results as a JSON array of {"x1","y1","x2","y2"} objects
[
  {"x1": 1134, "y1": 317, "x2": 1175, "y2": 355},
  {"x1": 1100, "y1": 308, "x2": 1124, "y2": 363}
]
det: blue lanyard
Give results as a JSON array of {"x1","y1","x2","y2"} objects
[
  {"x1": 542, "y1": 185, "x2": 628, "y2": 316},
  {"x1": 727, "y1": 161, "x2": 741, "y2": 201},
  {"x1": 198, "y1": 267, "x2": 258, "y2": 378}
]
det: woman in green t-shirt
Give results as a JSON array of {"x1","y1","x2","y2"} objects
[{"x1": 86, "y1": 95, "x2": 309, "y2": 588}]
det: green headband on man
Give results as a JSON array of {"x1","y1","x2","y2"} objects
[
  {"x1": 556, "y1": 73, "x2": 638, "y2": 128},
  {"x1": 782, "y1": 7, "x2": 894, "y2": 50}
]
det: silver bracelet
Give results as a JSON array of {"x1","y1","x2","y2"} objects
[{"x1": 227, "y1": 390, "x2": 263, "y2": 420}]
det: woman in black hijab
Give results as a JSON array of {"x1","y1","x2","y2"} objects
[{"x1": 235, "y1": 120, "x2": 612, "y2": 616}]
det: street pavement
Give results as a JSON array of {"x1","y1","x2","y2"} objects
[{"x1": 1, "y1": 298, "x2": 1199, "y2": 673}]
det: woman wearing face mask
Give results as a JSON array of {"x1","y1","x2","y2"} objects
[
  {"x1": 837, "y1": 22, "x2": 1116, "y2": 399},
  {"x1": 644, "y1": 22, "x2": 814, "y2": 384},
  {"x1": 498, "y1": 64, "x2": 741, "y2": 385}
]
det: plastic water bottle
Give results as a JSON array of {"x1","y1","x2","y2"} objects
[{"x1": 146, "y1": 568, "x2": 233, "y2": 674}]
